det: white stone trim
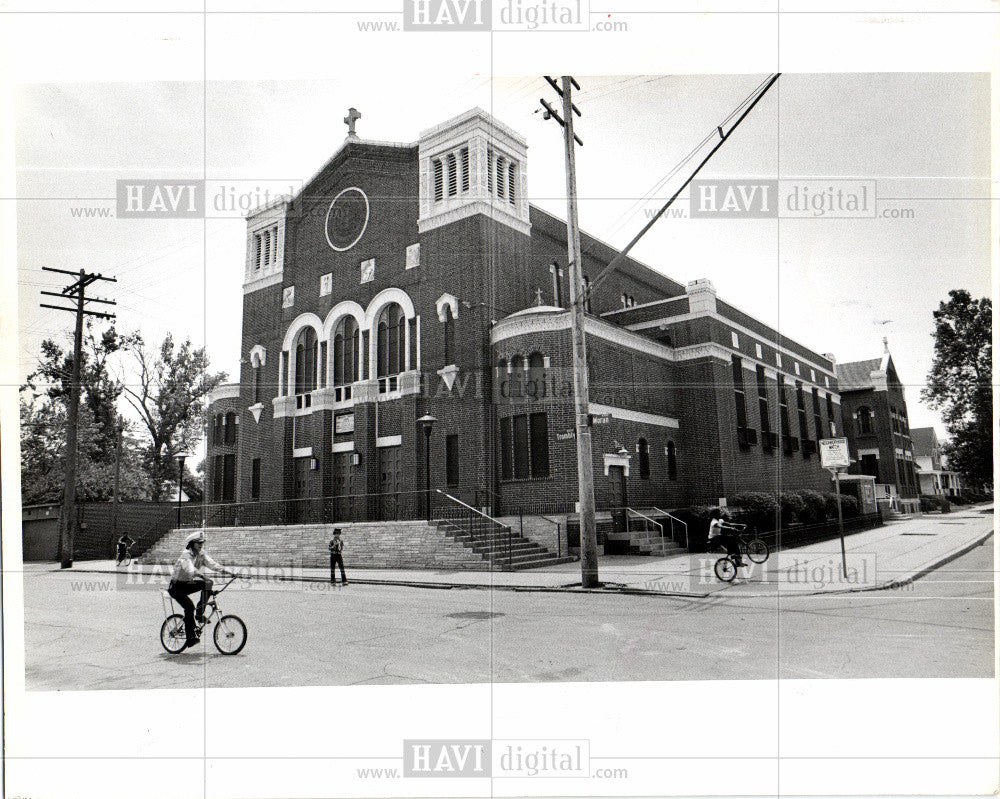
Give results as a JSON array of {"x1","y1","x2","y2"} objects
[
  {"x1": 332, "y1": 441, "x2": 355, "y2": 453},
  {"x1": 207, "y1": 383, "x2": 241, "y2": 404},
  {"x1": 376, "y1": 435, "x2": 402, "y2": 448},
  {"x1": 293, "y1": 446, "x2": 312, "y2": 458},
  {"x1": 590, "y1": 403, "x2": 680, "y2": 429},
  {"x1": 417, "y1": 199, "x2": 531, "y2": 236},
  {"x1": 436, "y1": 293, "x2": 459, "y2": 322},
  {"x1": 249, "y1": 345, "x2": 267, "y2": 368},
  {"x1": 858, "y1": 448, "x2": 880, "y2": 457},
  {"x1": 599, "y1": 293, "x2": 688, "y2": 319},
  {"x1": 322, "y1": 300, "x2": 367, "y2": 341},
  {"x1": 603, "y1": 453, "x2": 631, "y2": 477},
  {"x1": 324, "y1": 186, "x2": 370, "y2": 252},
  {"x1": 243, "y1": 272, "x2": 283, "y2": 294}
]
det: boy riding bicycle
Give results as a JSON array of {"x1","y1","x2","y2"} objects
[
  {"x1": 707, "y1": 508, "x2": 745, "y2": 567},
  {"x1": 167, "y1": 531, "x2": 235, "y2": 651}
]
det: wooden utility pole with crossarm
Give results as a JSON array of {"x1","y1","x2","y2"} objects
[{"x1": 39, "y1": 266, "x2": 117, "y2": 568}]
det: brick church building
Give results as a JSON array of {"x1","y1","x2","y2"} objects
[{"x1": 205, "y1": 107, "x2": 846, "y2": 526}]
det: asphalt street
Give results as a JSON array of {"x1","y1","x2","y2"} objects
[{"x1": 20, "y1": 537, "x2": 993, "y2": 690}]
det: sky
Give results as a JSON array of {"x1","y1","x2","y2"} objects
[{"x1": 13, "y1": 72, "x2": 991, "y2": 448}]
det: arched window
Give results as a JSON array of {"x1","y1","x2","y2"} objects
[
  {"x1": 294, "y1": 327, "x2": 317, "y2": 395},
  {"x1": 509, "y1": 354, "x2": 525, "y2": 398},
  {"x1": 333, "y1": 316, "x2": 360, "y2": 388},
  {"x1": 213, "y1": 413, "x2": 223, "y2": 445},
  {"x1": 638, "y1": 438, "x2": 650, "y2": 479},
  {"x1": 857, "y1": 406, "x2": 873, "y2": 435},
  {"x1": 443, "y1": 306, "x2": 455, "y2": 365},
  {"x1": 377, "y1": 303, "x2": 406, "y2": 383},
  {"x1": 224, "y1": 412, "x2": 238, "y2": 445},
  {"x1": 527, "y1": 352, "x2": 545, "y2": 399},
  {"x1": 496, "y1": 357, "x2": 508, "y2": 397}
]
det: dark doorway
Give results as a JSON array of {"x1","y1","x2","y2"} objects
[
  {"x1": 608, "y1": 464, "x2": 628, "y2": 533},
  {"x1": 378, "y1": 446, "x2": 401, "y2": 521}
]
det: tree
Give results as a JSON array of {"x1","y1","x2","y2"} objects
[
  {"x1": 922, "y1": 290, "x2": 992, "y2": 488},
  {"x1": 124, "y1": 333, "x2": 226, "y2": 501}
]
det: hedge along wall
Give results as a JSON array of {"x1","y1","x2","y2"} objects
[{"x1": 75, "y1": 501, "x2": 184, "y2": 561}]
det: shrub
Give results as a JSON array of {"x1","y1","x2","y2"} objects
[
  {"x1": 949, "y1": 494, "x2": 967, "y2": 506},
  {"x1": 920, "y1": 495, "x2": 940, "y2": 512},
  {"x1": 779, "y1": 491, "x2": 807, "y2": 525},
  {"x1": 796, "y1": 489, "x2": 828, "y2": 525},
  {"x1": 671, "y1": 505, "x2": 719, "y2": 550},
  {"x1": 939, "y1": 498, "x2": 952, "y2": 513},
  {"x1": 730, "y1": 492, "x2": 779, "y2": 533},
  {"x1": 838, "y1": 494, "x2": 860, "y2": 518}
]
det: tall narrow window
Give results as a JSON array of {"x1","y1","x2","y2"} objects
[
  {"x1": 334, "y1": 316, "x2": 360, "y2": 388},
  {"x1": 638, "y1": 438, "x2": 650, "y2": 479},
  {"x1": 251, "y1": 458, "x2": 261, "y2": 499},
  {"x1": 253, "y1": 363, "x2": 263, "y2": 403},
  {"x1": 222, "y1": 454, "x2": 236, "y2": 502},
  {"x1": 377, "y1": 303, "x2": 406, "y2": 384},
  {"x1": 294, "y1": 328, "x2": 317, "y2": 395},
  {"x1": 433, "y1": 158, "x2": 443, "y2": 201},
  {"x1": 857, "y1": 406, "x2": 873, "y2": 434},
  {"x1": 582, "y1": 276, "x2": 592, "y2": 313},
  {"x1": 500, "y1": 417, "x2": 513, "y2": 480},
  {"x1": 667, "y1": 441, "x2": 677, "y2": 481},
  {"x1": 527, "y1": 352, "x2": 545, "y2": 398},
  {"x1": 446, "y1": 434, "x2": 459, "y2": 487},
  {"x1": 756, "y1": 366, "x2": 772, "y2": 436},
  {"x1": 213, "y1": 455, "x2": 223, "y2": 502},
  {"x1": 509, "y1": 354, "x2": 525, "y2": 398},
  {"x1": 796, "y1": 381, "x2": 809, "y2": 443},
  {"x1": 529, "y1": 413, "x2": 549, "y2": 478},
  {"x1": 778, "y1": 375, "x2": 792, "y2": 443},
  {"x1": 487, "y1": 148, "x2": 494, "y2": 194},
  {"x1": 263, "y1": 230, "x2": 271, "y2": 265},
  {"x1": 496, "y1": 155, "x2": 506, "y2": 199},
  {"x1": 254, "y1": 234, "x2": 262, "y2": 270},
  {"x1": 446, "y1": 152, "x2": 457, "y2": 197},
  {"x1": 508, "y1": 162, "x2": 516, "y2": 205},
  {"x1": 732, "y1": 356, "x2": 748, "y2": 430},
  {"x1": 496, "y1": 357, "x2": 508, "y2": 398},
  {"x1": 827, "y1": 393, "x2": 837, "y2": 436},
  {"x1": 443, "y1": 306, "x2": 455, "y2": 365},
  {"x1": 812, "y1": 388, "x2": 824, "y2": 440},
  {"x1": 224, "y1": 412, "x2": 238, "y2": 445},
  {"x1": 214, "y1": 413, "x2": 224, "y2": 445},
  {"x1": 460, "y1": 147, "x2": 470, "y2": 192}
]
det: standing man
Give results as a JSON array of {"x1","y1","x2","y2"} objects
[{"x1": 329, "y1": 528, "x2": 348, "y2": 585}]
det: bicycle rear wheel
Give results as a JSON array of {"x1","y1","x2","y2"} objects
[
  {"x1": 214, "y1": 615, "x2": 247, "y2": 655},
  {"x1": 160, "y1": 614, "x2": 188, "y2": 654},
  {"x1": 747, "y1": 538, "x2": 769, "y2": 563},
  {"x1": 714, "y1": 556, "x2": 737, "y2": 582}
]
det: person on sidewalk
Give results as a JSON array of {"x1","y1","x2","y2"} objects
[
  {"x1": 329, "y1": 529, "x2": 348, "y2": 585},
  {"x1": 115, "y1": 533, "x2": 135, "y2": 563},
  {"x1": 707, "y1": 508, "x2": 744, "y2": 566},
  {"x1": 167, "y1": 531, "x2": 234, "y2": 650}
]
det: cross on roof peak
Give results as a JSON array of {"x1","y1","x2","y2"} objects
[{"x1": 344, "y1": 107, "x2": 361, "y2": 139}]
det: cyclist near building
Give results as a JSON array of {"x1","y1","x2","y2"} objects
[
  {"x1": 707, "y1": 508, "x2": 745, "y2": 567},
  {"x1": 167, "y1": 531, "x2": 235, "y2": 651},
  {"x1": 115, "y1": 533, "x2": 135, "y2": 564}
]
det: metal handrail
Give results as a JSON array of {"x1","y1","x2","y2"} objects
[
  {"x1": 651, "y1": 506, "x2": 688, "y2": 549},
  {"x1": 625, "y1": 507, "x2": 666, "y2": 552},
  {"x1": 538, "y1": 514, "x2": 563, "y2": 559},
  {"x1": 434, "y1": 490, "x2": 513, "y2": 568}
]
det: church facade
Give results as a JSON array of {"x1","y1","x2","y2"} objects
[{"x1": 205, "y1": 107, "x2": 845, "y2": 525}]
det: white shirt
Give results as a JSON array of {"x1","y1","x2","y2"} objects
[
  {"x1": 708, "y1": 518, "x2": 725, "y2": 540},
  {"x1": 171, "y1": 548, "x2": 224, "y2": 583}
]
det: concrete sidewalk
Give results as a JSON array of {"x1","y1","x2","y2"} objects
[{"x1": 56, "y1": 504, "x2": 993, "y2": 598}]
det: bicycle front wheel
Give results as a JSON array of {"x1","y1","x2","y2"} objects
[
  {"x1": 214, "y1": 615, "x2": 247, "y2": 655},
  {"x1": 714, "y1": 557, "x2": 737, "y2": 582},
  {"x1": 160, "y1": 614, "x2": 188, "y2": 654},
  {"x1": 747, "y1": 538, "x2": 769, "y2": 563}
]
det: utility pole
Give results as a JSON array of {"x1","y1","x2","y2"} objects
[
  {"x1": 541, "y1": 76, "x2": 599, "y2": 588},
  {"x1": 40, "y1": 266, "x2": 117, "y2": 568}
]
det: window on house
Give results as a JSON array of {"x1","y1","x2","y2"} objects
[
  {"x1": 778, "y1": 375, "x2": 792, "y2": 447},
  {"x1": 509, "y1": 354, "x2": 525, "y2": 398},
  {"x1": 446, "y1": 152, "x2": 457, "y2": 197},
  {"x1": 376, "y1": 303, "x2": 406, "y2": 387},
  {"x1": 253, "y1": 363, "x2": 263, "y2": 403},
  {"x1": 224, "y1": 412, "x2": 238, "y2": 445},
  {"x1": 333, "y1": 316, "x2": 360, "y2": 388},
  {"x1": 796, "y1": 381, "x2": 809, "y2": 443},
  {"x1": 507, "y1": 161, "x2": 516, "y2": 205},
  {"x1": 251, "y1": 458, "x2": 261, "y2": 499},
  {"x1": 667, "y1": 441, "x2": 677, "y2": 481},
  {"x1": 860, "y1": 453, "x2": 879, "y2": 478},
  {"x1": 446, "y1": 434, "x2": 459, "y2": 487},
  {"x1": 213, "y1": 413, "x2": 224, "y2": 445},
  {"x1": 756, "y1": 366, "x2": 772, "y2": 435},
  {"x1": 443, "y1": 306, "x2": 455, "y2": 365},
  {"x1": 857, "y1": 406, "x2": 873, "y2": 434},
  {"x1": 433, "y1": 158, "x2": 443, "y2": 201},
  {"x1": 496, "y1": 357, "x2": 508, "y2": 398},
  {"x1": 262, "y1": 230, "x2": 271, "y2": 266},
  {"x1": 638, "y1": 438, "x2": 650, "y2": 479},
  {"x1": 487, "y1": 148, "x2": 494, "y2": 194},
  {"x1": 222, "y1": 454, "x2": 236, "y2": 503},
  {"x1": 826, "y1": 393, "x2": 837, "y2": 436},
  {"x1": 294, "y1": 327, "x2": 318, "y2": 395},
  {"x1": 213, "y1": 455, "x2": 223, "y2": 502},
  {"x1": 500, "y1": 413, "x2": 550, "y2": 480},
  {"x1": 812, "y1": 388, "x2": 824, "y2": 440},
  {"x1": 496, "y1": 155, "x2": 506, "y2": 199},
  {"x1": 460, "y1": 147, "x2": 470, "y2": 192},
  {"x1": 732, "y1": 356, "x2": 748, "y2": 430},
  {"x1": 254, "y1": 234, "x2": 262, "y2": 271},
  {"x1": 527, "y1": 352, "x2": 545, "y2": 397}
]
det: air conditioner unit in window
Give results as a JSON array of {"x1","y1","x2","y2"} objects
[
  {"x1": 783, "y1": 436, "x2": 800, "y2": 455},
  {"x1": 737, "y1": 427, "x2": 758, "y2": 448},
  {"x1": 761, "y1": 431, "x2": 779, "y2": 451}
]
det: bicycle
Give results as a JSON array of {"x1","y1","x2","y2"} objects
[
  {"x1": 115, "y1": 543, "x2": 134, "y2": 567},
  {"x1": 712, "y1": 523, "x2": 769, "y2": 582},
  {"x1": 160, "y1": 576, "x2": 248, "y2": 655}
]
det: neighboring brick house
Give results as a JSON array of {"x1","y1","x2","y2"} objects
[
  {"x1": 837, "y1": 349, "x2": 920, "y2": 513},
  {"x1": 205, "y1": 107, "x2": 844, "y2": 525},
  {"x1": 911, "y1": 427, "x2": 963, "y2": 498}
]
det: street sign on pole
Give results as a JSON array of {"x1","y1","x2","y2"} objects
[
  {"x1": 819, "y1": 437, "x2": 850, "y2": 469},
  {"x1": 820, "y1": 436, "x2": 851, "y2": 579}
]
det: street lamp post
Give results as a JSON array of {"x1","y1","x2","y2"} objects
[
  {"x1": 417, "y1": 415, "x2": 436, "y2": 521},
  {"x1": 175, "y1": 452, "x2": 190, "y2": 530}
]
